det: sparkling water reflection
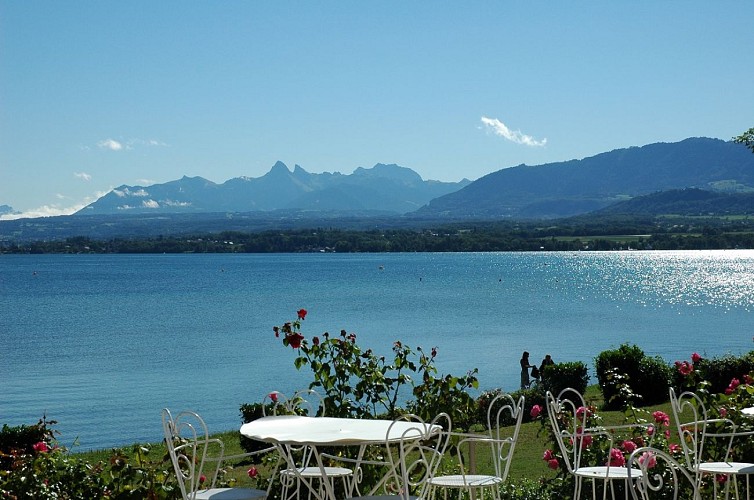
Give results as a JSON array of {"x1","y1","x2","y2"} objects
[{"x1": 1, "y1": 251, "x2": 752, "y2": 450}]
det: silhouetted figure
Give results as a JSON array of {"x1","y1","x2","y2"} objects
[
  {"x1": 539, "y1": 354, "x2": 555, "y2": 381},
  {"x1": 520, "y1": 351, "x2": 533, "y2": 389}
]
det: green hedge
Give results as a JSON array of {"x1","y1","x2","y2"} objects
[{"x1": 595, "y1": 343, "x2": 672, "y2": 409}]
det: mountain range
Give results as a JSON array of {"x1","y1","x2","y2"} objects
[
  {"x1": 77, "y1": 162, "x2": 470, "y2": 216},
  {"x1": 2, "y1": 137, "x2": 754, "y2": 242},
  {"x1": 76, "y1": 137, "x2": 754, "y2": 220},
  {"x1": 417, "y1": 137, "x2": 754, "y2": 219}
]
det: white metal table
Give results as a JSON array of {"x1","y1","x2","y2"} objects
[{"x1": 240, "y1": 415, "x2": 440, "y2": 500}]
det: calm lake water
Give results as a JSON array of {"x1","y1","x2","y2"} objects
[{"x1": 2, "y1": 251, "x2": 753, "y2": 450}]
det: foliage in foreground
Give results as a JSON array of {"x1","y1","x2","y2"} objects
[
  {"x1": 6, "y1": 309, "x2": 754, "y2": 498},
  {"x1": 0, "y1": 418, "x2": 176, "y2": 499}
]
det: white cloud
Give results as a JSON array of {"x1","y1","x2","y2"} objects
[
  {"x1": 74, "y1": 172, "x2": 92, "y2": 181},
  {"x1": 142, "y1": 199, "x2": 160, "y2": 209},
  {"x1": 92, "y1": 137, "x2": 167, "y2": 152},
  {"x1": 0, "y1": 190, "x2": 110, "y2": 220},
  {"x1": 98, "y1": 138, "x2": 124, "y2": 151},
  {"x1": 480, "y1": 116, "x2": 547, "y2": 147},
  {"x1": 113, "y1": 187, "x2": 149, "y2": 198},
  {"x1": 163, "y1": 199, "x2": 191, "y2": 207},
  {"x1": 136, "y1": 178, "x2": 156, "y2": 186}
]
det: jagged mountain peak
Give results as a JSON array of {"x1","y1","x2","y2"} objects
[
  {"x1": 353, "y1": 163, "x2": 424, "y2": 184},
  {"x1": 77, "y1": 161, "x2": 466, "y2": 215}
]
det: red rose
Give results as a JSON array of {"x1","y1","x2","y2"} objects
[
  {"x1": 297, "y1": 309, "x2": 307, "y2": 320},
  {"x1": 32, "y1": 441, "x2": 48, "y2": 453},
  {"x1": 288, "y1": 332, "x2": 304, "y2": 349},
  {"x1": 248, "y1": 466, "x2": 259, "y2": 478}
]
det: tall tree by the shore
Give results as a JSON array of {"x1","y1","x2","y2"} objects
[{"x1": 734, "y1": 127, "x2": 754, "y2": 153}]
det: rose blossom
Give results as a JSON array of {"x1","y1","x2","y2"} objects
[
  {"x1": 548, "y1": 459, "x2": 560, "y2": 470},
  {"x1": 268, "y1": 392, "x2": 278, "y2": 403},
  {"x1": 608, "y1": 448, "x2": 625, "y2": 467},
  {"x1": 652, "y1": 411, "x2": 670, "y2": 427},
  {"x1": 248, "y1": 466, "x2": 258, "y2": 478},
  {"x1": 638, "y1": 451, "x2": 657, "y2": 469},
  {"x1": 691, "y1": 352, "x2": 702, "y2": 363},
  {"x1": 622, "y1": 440, "x2": 637, "y2": 453},
  {"x1": 530, "y1": 405, "x2": 542, "y2": 418},
  {"x1": 677, "y1": 361, "x2": 693, "y2": 376},
  {"x1": 726, "y1": 378, "x2": 741, "y2": 395},
  {"x1": 32, "y1": 441, "x2": 48, "y2": 453},
  {"x1": 297, "y1": 309, "x2": 307, "y2": 320},
  {"x1": 287, "y1": 332, "x2": 304, "y2": 349}
]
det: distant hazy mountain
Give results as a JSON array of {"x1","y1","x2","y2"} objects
[
  {"x1": 0, "y1": 205, "x2": 15, "y2": 216},
  {"x1": 416, "y1": 138, "x2": 754, "y2": 219},
  {"x1": 77, "y1": 162, "x2": 471, "y2": 215}
]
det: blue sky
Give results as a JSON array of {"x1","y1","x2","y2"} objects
[{"x1": 2, "y1": 2, "x2": 753, "y2": 218}]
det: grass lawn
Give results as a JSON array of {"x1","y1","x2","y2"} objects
[{"x1": 74, "y1": 385, "x2": 678, "y2": 490}]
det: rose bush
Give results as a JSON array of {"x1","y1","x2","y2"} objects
[{"x1": 274, "y1": 309, "x2": 479, "y2": 427}]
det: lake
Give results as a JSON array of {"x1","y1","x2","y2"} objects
[{"x1": 1, "y1": 251, "x2": 753, "y2": 450}]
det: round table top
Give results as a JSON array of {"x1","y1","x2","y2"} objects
[{"x1": 240, "y1": 415, "x2": 439, "y2": 446}]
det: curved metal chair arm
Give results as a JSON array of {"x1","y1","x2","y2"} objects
[{"x1": 626, "y1": 446, "x2": 698, "y2": 500}]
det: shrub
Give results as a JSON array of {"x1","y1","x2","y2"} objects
[
  {"x1": 595, "y1": 344, "x2": 671, "y2": 409},
  {"x1": 239, "y1": 402, "x2": 275, "y2": 454},
  {"x1": 539, "y1": 361, "x2": 589, "y2": 397},
  {"x1": 0, "y1": 418, "x2": 175, "y2": 499},
  {"x1": 0, "y1": 416, "x2": 55, "y2": 471},
  {"x1": 693, "y1": 351, "x2": 754, "y2": 394}
]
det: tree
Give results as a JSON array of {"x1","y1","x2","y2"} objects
[{"x1": 733, "y1": 127, "x2": 754, "y2": 153}]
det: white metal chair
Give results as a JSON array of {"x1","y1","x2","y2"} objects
[
  {"x1": 669, "y1": 388, "x2": 754, "y2": 499},
  {"x1": 162, "y1": 408, "x2": 268, "y2": 500},
  {"x1": 626, "y1": 446, "x2": 699, "y2": 499},
  {"x1": 427, "y1": 393, "x2": 525, "y2": 500},
  {"x1": 546, "y1": 388, "x2": 645, "y2": 500},
  {"x1": 265, "y1": 389, "x2": 354, "y2": 500},
  {"x1": 349, "y1": 412, "x2": 452, "y2": 500}
]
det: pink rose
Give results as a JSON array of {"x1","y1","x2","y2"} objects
[
  {"x1": 543, "y1": 449, "x2": 555, "y2": 461},
  {"x1": 548, "y1": 458, "x2": 560, "y2": 470},
  {"x1": 199, "y1": 474, "x2": 206, "y2": 484},
  {"x1": 622, "y1": 440, "x2": 637, "y2": 453},
  {"x1": 268, "y1": 392, "x2": 278, "y2": 402},
  {"x1": 691, "y1": 352, "x2": 702, "y2": 363},
  {"x1": 726, "y1": 378, "x2": 741, "y2": 395},
  {"x1": 638, "y1": 451, "x2": 657, "y2": 469},
  {"x1": 608, "y1": 448, "x2": 626, "y2": 467},
  {"x1": 530, "y1": 405, "x2": 542, "y2": 418},
  {"x1": 669, "y1": 444, "x2": 681, "y2": 454},
  {"x1": 576, "y1": 406, "x2": 593, "y2": 419},
  {"x1": 652, "y1": 411, "x2": 670, "y2": 427},
  {"x1": 248, "y1": 466, "x2": 258, "y2": 478},
  {"x1": 677, "y1": 361, "x2": 694, "y2": 376}
]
